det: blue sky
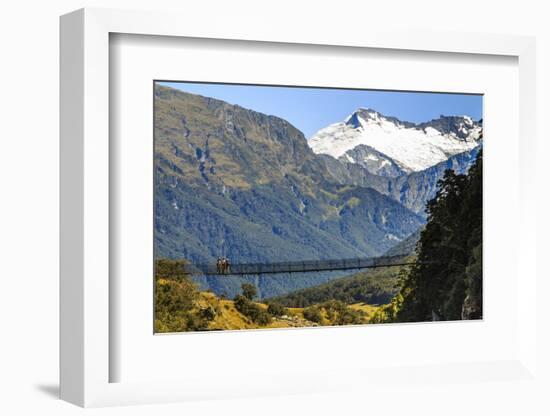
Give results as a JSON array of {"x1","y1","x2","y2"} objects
[{"x1": 158, "y1": 81, "x2": 483, "y2": 139}]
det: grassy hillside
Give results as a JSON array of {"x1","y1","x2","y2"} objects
[
  {"x1": 156, "y1": 290, "x2": 381, "y2": 333},
  {"x1": 154, "y1": 259, "x2": 380, "y2": 332},
  {"x1": 195, "y1": 292, "x2": 319, "y2": 330}
]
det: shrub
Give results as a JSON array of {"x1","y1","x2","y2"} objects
[
  {"x1": 335, "y1": 307, "x2": 366, "y2": 325},
  {"x1": 234, "y1": 295, "x2": 272, "y2": 325},
  {"x1": 154, "y1": 258, "x2": 210, "y2": 332},
  {"x1": 241, "y1": 283, "x2": 258, "y2": 300},
  {"x1": 303, "y1": 305, "x2": 323, "y2": 323},
  {"x1": 322, "y1": 300, "x2": 366, "y2": 325},
  {"x1": 199, "y1": 306, "x2": 217, "y2": 321},
  {"x1": 302, "y1": 301, "x2": 367, "y2": 326},
  {"x1": 267, "y1": 302, "x2": 287, "y2": 317}
]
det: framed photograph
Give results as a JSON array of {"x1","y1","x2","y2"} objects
[
  {"x1": 152, "y1": 80, "x2": 483, "y2": 334},
  {"x1": 60, "y1": 8, "x2": 537, "y2": 407}
]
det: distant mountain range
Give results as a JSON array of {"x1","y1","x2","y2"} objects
[
  {"x1": 154, "y1": 85, "x2": 482, "y2": 298},
  {"x1": 309, "y1": 107, "x2": 482, "y2": 174},
  {"x1": 320, "y1": 143, "x2": 481, "y2": 216},
  {"x1": 309, "y1": 108, "x2": 482, "y2": 215}
]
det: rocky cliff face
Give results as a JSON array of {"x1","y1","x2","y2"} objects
[
  {"x1": 338, "y1": 144, "x2": 408, "y2": 177},
  {"x1": 319, "y1": 144, "x2": 481, "y2": 216}
]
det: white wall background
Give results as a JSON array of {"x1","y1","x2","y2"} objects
[{"x1": 0, "y1": 0, "x2": 548, "y2": 415}]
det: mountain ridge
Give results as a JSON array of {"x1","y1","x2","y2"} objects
[
  {"x1": 319, "y1": 144, "x2": 481, "y2": 215},
  {"x1": 309, "y1": 107, "x2": 482, "y2": 174}
]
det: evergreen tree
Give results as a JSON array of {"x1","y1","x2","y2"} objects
[{"x1": 396, "y1": 151, "x2": 482, "y2": 322}]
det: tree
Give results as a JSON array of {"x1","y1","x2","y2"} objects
[
  {"x1": 233, "y1": 295, "x2": 272, "y2": 325},
  {"x1": 395, "y1": 151, "x2": 483, "y2": 322},
  {"x1": 155, "y1": 258, "x2": 192, "y2": 283},
  {"x1": 154, "y1": 258, "x2": 210, "y2": 332},
  {"x1": 155, "y1": 259, "x2": 197, "y2": 317},
  {"x1": 303, "y1": 305, "x2": 323, "y2": 324},
  {"x1": 241, "y1": 283, "x2": 258, "y2": 300}
]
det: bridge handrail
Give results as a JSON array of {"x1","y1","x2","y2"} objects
[{"x1": 182, "y1": 254, "x2": 416, "y2": 276}]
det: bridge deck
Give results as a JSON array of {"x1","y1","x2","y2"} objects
[{"x1": 183, "y1": 254, "x2": 416, "y2": 276}]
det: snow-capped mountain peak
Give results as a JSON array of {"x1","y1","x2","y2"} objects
[
  {"x1": 308, "y1": 109, "x2": 482, "y2": 175},
  {"x1": 344, "y1": 108, "x2": 412, "y2": 130}
]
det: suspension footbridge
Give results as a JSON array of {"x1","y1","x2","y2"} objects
[{"x1": 182, "y1": 254, "x2": 417, "y2": 276}]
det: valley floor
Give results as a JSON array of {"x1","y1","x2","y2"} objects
[{"x1": 180, "y1": 291, "x2": 381, "y2": 332}]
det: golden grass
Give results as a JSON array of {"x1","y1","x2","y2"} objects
[
  {"x1": 193, "y1": 292, "x2": 384, "y2": 331},
  {"x1": 349, "y1": 302, "x2": 379, "y2": 317},
  {"x1": 197, "y1": 292, "x2": 305, "y2": 330}
]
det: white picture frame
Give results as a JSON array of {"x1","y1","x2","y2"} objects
[{"x1": 60, "y1": 7, "x2": 538, "y2": 407}]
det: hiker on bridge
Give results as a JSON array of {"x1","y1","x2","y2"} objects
[{"x1": 216, "y1": 257, "x2": 231, "y2": 274}]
